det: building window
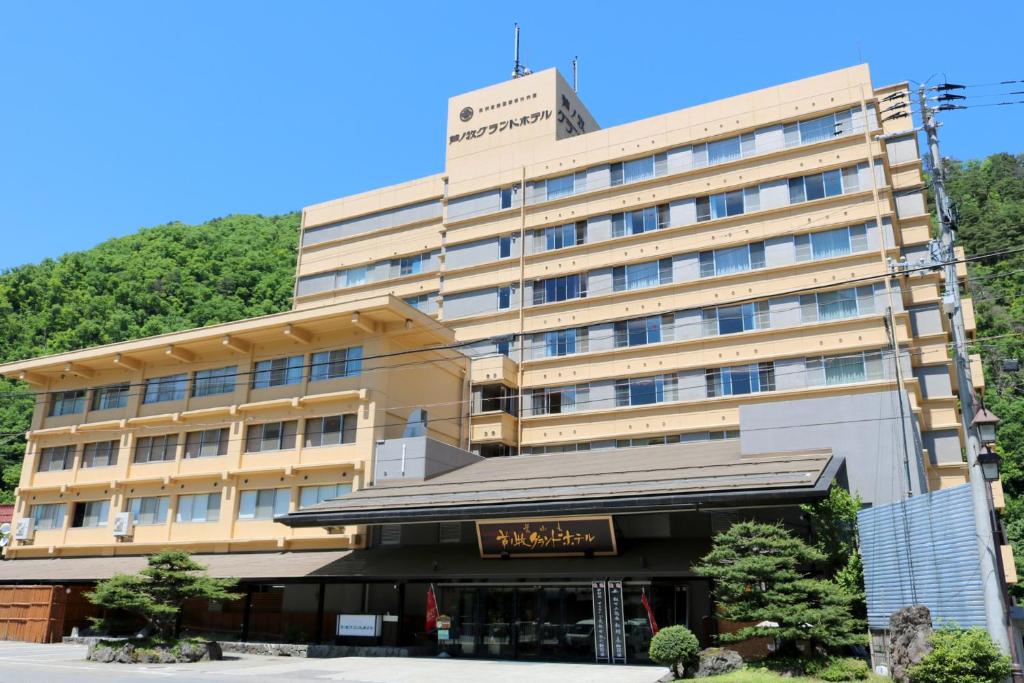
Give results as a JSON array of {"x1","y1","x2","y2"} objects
[
  {"x1": 611, "y1": 205, "x2": 669, "y2": 237},
  {"x1": 399, "y1": 254, "x2": 424, "y2": 276},
  {"x1": 71, "y1": 500, "x2": 110, "y2": 528},
  {"x1": 614, "y1": 374, "x2": 679, "y2": 407},
  {"x1": 184, "y1": 428, "x2": 229, "y2": 459},
  {"x1": 404, "y1": 292, "x2": 436, "y2": 313},
  {"x1": 807, "y1": 351, "x2": 884, "y2": 387},
  {"x1": 304, "y1": 414, "x2": 357, "y2": 448},
  {"x1": 706, "y1": 362, "x2": 776, "y2": 398},
  {"x1": 545, "y1": 172, "x2": 582, "y2": 201},
  {"x1": 91, "y1": 384, "x2": 129, "y2": 411},
  {"x1": 800, "y1": 286, "x2": 876, "y2": 323},
  {"x1": 244, "y1": 421, "x2": 298, "y2": 453},
  {"x1": 237, "y1": 488, "x2": 290, "y2": 520},
  {"x1": 252, "y1": 355, "x2": 304, "y2": 389},
  {"x1": 795, "y1": 225, "x2": 869, "y2": 262},
  {"x1": 789, "y1": 169, "x2": 845, "y2": 204},
  {"x1": 543, "y1": 327, "x2": 588, "y2": 357},
  {"x1": 532, "y1": 274, "x2": 586, "y2": 305},
  {"x1": 537, "y1": 221, "x2": 586, "y2": 252},
  {"x1": 496, "y1": 338, "x2": 512, "y2": 356},
  {"x1": 500, "y1": 186, "x2": 515, "y2": 210},
  {"x1": 128, "y1": 496, "x2": 169, "y2": 525},
  {"x1": 702, "y1": 301, "x2": 770, "y2": 336},
  {"x1": 299, "y1": 484, "x2": 352, "y2": 510},
  {"x1": 707, "y1": 136, "x2": 743, "y2": 165},
  {"x1": 307, "y1": 348, "x2": 364, "y2": 385},
  {"x1": 49, "y1": 390, "x2": 86, "y2": 417},
  {"x1": 613, "y1": 258, "x2": 672, "y2": 292},
  {"x1": 310, "y1": 347, "x2": 362, "y2": 382},
  {"x1": 134, "y1": 434, "x2": 179, "y2": 464},
  {"x1": 192, "y1": 366, "x2": 237, "y2": 397},
  {"x1": 335, "y1": 265, "x2": 367, "y2": 289},
  {"x1": 699, "y1": 242, "x2": 766, "y2": 278},
  {"x1": 610, "y1": 153, "x2": 666, "y2": 186},
  {"x1": 498, "y1": 235, "x2": 513, "y2": 259},
  {"x1": 30, "y1": 503, "x2": 66, "y2": 530},
  {"x1": 176, "y1": 492, "x2": 221, "y2": 523},
  {"x1": 143, "y1": 374, "x2": 188, "y2": 404},
  {"x1": 81, "y1": 440, "x2": 118, "y2": 468},
  {"x1": 530, "y1": 384, "x2": 588, "y2": 415},
  {"x1": 614, "y1": 314, "x2": 674, "y2": 348},
  {"x1": 37, "y1": 445, "x2": 75, "y2": 472}
]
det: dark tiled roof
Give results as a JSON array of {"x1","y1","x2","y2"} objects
[{"x1": 284, "y1": 441, "x2": 837, "y2": 525}]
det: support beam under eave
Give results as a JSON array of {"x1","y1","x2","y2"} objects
[
  {"x1": 17, "y1": 371, "x2": 47, "y2": 386},
  {"x1": 165, "y1": 345, "x2": 196, "y2": 363},
  {"x1": 113, "y1": 353, "x2": 142, "y2": 372},
  {"x1": 283, "y1": 324, "x2": 312, "y2": 345},
  {"x1": 63, "y1": 362, "x2": 95, "y2": 379},
  {"x1": 351, "y1": 312, "x2": 379, "y2": 334},
  {"x1": 222, "y1": 335, "x2": 252, "y2": 354}
]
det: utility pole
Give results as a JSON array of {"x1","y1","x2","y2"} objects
[{"x1": 918, "y1": 85, "x2": 1012, "y2": 656}]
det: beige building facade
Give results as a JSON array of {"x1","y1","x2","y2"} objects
[
  {"x1": 0, "y1": 297, "x2": 466, "y2": 560},
  {"x1": 294, "y1": 64, "x2": 974, "y2": 504}
]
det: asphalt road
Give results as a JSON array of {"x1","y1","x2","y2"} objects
[{"x1": 0, "y1": 642, "x2": 661, "y2": 683}]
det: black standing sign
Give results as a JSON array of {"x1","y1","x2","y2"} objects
[
  {"x1": 607, "y1": 580, "x2": 627, "y2": 664},
  {"x1": 591, "y1": 580, "x2": 610, "y2": 663}
]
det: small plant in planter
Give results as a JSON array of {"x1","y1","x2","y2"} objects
[
  {"x1": 648, "y1": 624, "x2": 700, "y2": 679},
  {"x1": 86, "y1": 551, "x2": 241, "y2": 662}
]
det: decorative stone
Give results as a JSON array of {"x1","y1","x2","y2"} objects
[
  {"x1": 888, "y1": 605, "x2": 933, "y2": 683},
  {"x1": 694, "y1": 647, "x2": 744, "y2": 678},
  {"x1": 85, "y1": 640, "x2": 222, "y2": 664}
]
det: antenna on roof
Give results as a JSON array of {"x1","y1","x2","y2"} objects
[
  {"x1": 571, "y1": 56, "x2": 578, "y2": 92},
  {"x1": 511, "y1": 23, "x2": 531, "y2": 79}
]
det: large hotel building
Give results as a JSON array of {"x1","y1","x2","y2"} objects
[{"x1": 0, "y1": 64, "x2": 980, "y2": 662}]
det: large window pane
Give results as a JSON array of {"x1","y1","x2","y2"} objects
[
  {"x1": 144, "y1": 375, "x2": 187, "y2": 404},
  {"x1": 714, "y1": 246, "x2": 750, "y2": 275},
  {"x1": 193, "y1": 366, "x2": 237, "y2": 397},
  {"x1": 811, "y1": 228, "x2": 851, "y2": 259},
  {"x1": 708, "y1": 137, "x2": 741, "y2": 165}
]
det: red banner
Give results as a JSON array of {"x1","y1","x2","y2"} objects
[
  {"x1": 642, "y1": 588, "x2": 659, "y2": 635},
  {"x1": 425, "y1": 584, "x2": 438, "y2": 632}
]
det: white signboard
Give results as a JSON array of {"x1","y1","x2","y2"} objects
[{"x1": 337, "y1": 614, "x2": 382, "y2": 637}]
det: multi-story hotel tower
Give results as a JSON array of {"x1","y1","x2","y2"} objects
[{"x1": 0, "y1": 64, "x2": 979, "y2": 660}]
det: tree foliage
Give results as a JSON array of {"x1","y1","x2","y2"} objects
[
  {"x1": 694, "y1": 521, "x2": 865, "y2": 651},
  {"x1": 944, "y1": 153, "x2": 1024, "y2": 596},
  {"x1": 86, "y1": 551, "x2": 241, "y2": 638},
  {"x1": 0, "y1": 213, "x2": 298, "y2": 498},
  {"x1": 908, "y1": 627, "x2": 1011, "y2": 683}
]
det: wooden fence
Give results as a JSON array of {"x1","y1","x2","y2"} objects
[{"x1": 0, "y1": 585, "x2": 66, "y2": 643}]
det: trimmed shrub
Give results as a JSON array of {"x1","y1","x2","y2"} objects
[
  {"x1": 814, "y1": 657, "x2": 870, "y2": 681},
  {"x1": 909, "y1": 627, "x2": 1011, "y2": 683},
  {"x1": 648, "y1": 625, "x2": 700, "y2": 678}
]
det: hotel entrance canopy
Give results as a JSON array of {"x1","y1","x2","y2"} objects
[{"x1": 281, "y1": 440, "x2": 843, "y2": 528}]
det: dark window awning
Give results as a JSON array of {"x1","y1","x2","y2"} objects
[{"x1": 281, "y1": 441, "x2": 843, "y2": 527}]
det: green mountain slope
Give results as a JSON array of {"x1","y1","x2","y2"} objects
[{"x1": 0, "y1": 213, "x2": 299, "y2": 499}]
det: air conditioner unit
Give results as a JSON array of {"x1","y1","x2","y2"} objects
[
  {"x1": 13, "y1": 518, "x2": 33, "y2": 541},
  {"x1": 112, "y1": 512, "x2": 133, "y2": 538}
]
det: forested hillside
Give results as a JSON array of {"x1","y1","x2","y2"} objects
[
  {"x1": 947, "y1": 153, "x2": 1024, "y2": 591},
  {"x1": 0, "y1": 213, "x2": 299, "y2": 500}
]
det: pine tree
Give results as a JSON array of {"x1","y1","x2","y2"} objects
[
  {"x1": 87, "y1": 551, "x2": 241, "y2": 639},
  {"x1": 693, "y1": 521, "x2": 865, "y2": 651}
]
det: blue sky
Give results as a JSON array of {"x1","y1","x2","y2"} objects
[{"x1": 1, "y1": 1, "x2": 1021, "y2": 270}]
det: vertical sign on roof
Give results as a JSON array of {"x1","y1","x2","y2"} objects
[
  {"x1": 591, "y1": 579, "x2": 610, "y2": 663},
  {"x1": 608, "y1": 580, "x2": 628, "y2": 664}
]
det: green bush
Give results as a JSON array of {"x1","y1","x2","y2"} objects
[
  {"x1": 909, "y1": 627, "x2": 1011, "y2": 683},
  {"x1": 648, "y1": 625, "x2": 700, "y2": 678},
  {"x1": 814, "y1": 657, "x2": 870, "y2": 681}
]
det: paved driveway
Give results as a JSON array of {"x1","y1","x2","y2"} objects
[{"x1": 0, "y1": 642, "x2": 663, "y2": 683}]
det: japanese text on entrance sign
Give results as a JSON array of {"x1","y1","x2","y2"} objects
[{"x1": 475, "y1": 516, "x2": 617, "y2": 558}]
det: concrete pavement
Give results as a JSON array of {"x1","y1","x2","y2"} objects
[{"x1": 0, "y1": 641, "x2": 663, "y2": 683}]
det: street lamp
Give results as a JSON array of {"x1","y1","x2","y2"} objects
[
  {"x1": 978, "y1": 447, "x2": 1002, "y2": 483},
  {"x1": 972, "y1": 408, "x2": 1001, "y2": 445}
]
